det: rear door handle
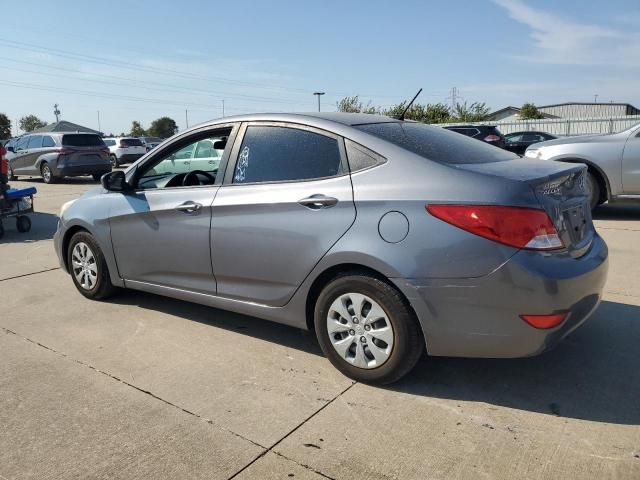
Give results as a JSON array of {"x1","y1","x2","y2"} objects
[
  {"x1": 175, "y1": 201, "x2": 202, "y2": 214},
  {"x1": 298, "y1": 194, "x2": 338, "y2": 210}
]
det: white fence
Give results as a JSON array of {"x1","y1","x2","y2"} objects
[{"x1": 437, "y1": 115, "x2": 640, "y2": 137}]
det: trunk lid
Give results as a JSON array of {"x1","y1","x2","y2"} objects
[{"x1": 457, "y1": 159, "x2": 593, "y2": 257}]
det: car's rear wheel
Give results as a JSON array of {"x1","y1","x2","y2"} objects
[
  {"x1": 8, "y1": 165, "x2": 17, "y2": 181},
  {"x1": 41, "y1": 162, "x2": 55, "y2": 184},
  {"x1": 67, "y1": 231, "x2": 117, "y2": 300},
  {"x1": 92, "y1": 173, "x2": 103, "y2": 182},
  {"x1": 314, "y1": 274, "x2": 424, "y2": 385},
  {"x1": 586, "y1": 171, "x2": 601, "y2": 211}
]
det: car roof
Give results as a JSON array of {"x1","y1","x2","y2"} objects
[{"x1": 192, "y1": 112, "x2": 400, "y2": 130}]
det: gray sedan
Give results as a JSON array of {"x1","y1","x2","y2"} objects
[
  {"x1": 525, "y1": 122, "x2": 640, "y2": 209},
  {"x1": 54, "y1": 113, "x2": 608, "y2": 384}
]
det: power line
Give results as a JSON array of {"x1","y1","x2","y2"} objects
[
  {"x1": 1, "y1": 61, "x2": 313, "y2": 107},
  {"x1": 0, "y1": 38, "x2": 448, "y2": 102}
]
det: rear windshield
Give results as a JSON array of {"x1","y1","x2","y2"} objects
[
  {"x1": 62, "y1": 134, "x2": 105, "y2": 147},
  {"x1": 354, "y1": 122, "x2": 515, "y2": 164},
  {"x1": 121, "y1": 138, "x2": 143, "y2": 147}
]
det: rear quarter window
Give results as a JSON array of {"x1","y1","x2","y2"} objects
[
  {"x1": 355, "y1": 122, "x2": 516, "y2": 165},
  {"x1": 62, "y1": 134, "x2": 105, "y2": 147}
]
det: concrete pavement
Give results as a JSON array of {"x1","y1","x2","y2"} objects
[{"x1": 1, "y1": 177, "x2": 639, "y2": 479}]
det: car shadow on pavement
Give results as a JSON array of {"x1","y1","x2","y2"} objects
[
  {"x1": 593, "y1": 203, "x2": 640, "y2": 220},
  {"x1": 111, "y1": 290, "x2": 639, "y2": 425},
  {"x1": 110, "y1": 289, "x2": 325, "y2": 356},
  {"x1": 392, "y1": 299, "x2": 640, "y2": 425},
  {"x1": 0, "y1": 212, "x2": 59, "y2": 243}
]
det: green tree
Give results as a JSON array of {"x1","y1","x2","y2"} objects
[
  {"x1": 383, "y1": 102, "x2": 452, "y2": 123},
  {"x1": 0, "y1": 113, "x2": 11, "y2": 140},
  {"x1": 519, "y1": 102, "x2": 545, "y2": 119},
  {"x1": 336, "y1": 96, "x2": 378, "y2": 114},
  {"x1": 450, "y1": 102, "x2": 490, "y2": 122},
  {"x1": 147, "y1": 117, "x2": 178, "y2": 138},
  {"x1": 19, "y1": 114, "x2": 47, "y2": 132},
  {"x1": 130, "y1": 120, "x2": 146, "y2": 137}
]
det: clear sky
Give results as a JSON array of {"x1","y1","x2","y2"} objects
[{"x1": 1, "y1": 0, "x2": 639, "y2": 135}]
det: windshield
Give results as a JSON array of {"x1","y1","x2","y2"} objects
[{"x1": 354, "y1": 122, "x2": 516, "y2": 164}]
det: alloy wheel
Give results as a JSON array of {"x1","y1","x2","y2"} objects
[
  {"x1": 326, "y1": 293, "x2": 394, "y2": 369},
  {"x1": 42, "y1": 165, "x2": 52, "y2": 183}
]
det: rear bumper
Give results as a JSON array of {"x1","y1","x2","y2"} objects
[
  {"x1": 392, "y1": 234, "x2": 609, "y2": 358},
  {"x1": 116, "y1": 153, "x2": 143, "y2": 163},
  {"x1": 54, "y1": 163, "x2": 111, "y2": 177}
]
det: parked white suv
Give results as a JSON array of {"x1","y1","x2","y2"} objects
[{"x1": 103, "y1": 137, "x2": 147, "y2": 167}]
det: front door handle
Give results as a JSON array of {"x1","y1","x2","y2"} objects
[
  {"x1": 298, "y1": 194, "x2": 338, "y2": 210},
  {"x1": 175, "y1": 201, "x2": 202, "y2": 214}
]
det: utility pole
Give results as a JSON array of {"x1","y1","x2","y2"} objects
[
  {"x1": 448, "y1": 87, "x2": 459, "y2": 111},
  {"x1": 222, "y1": 99, "x2": 225, "y2": 117},
  {"x1": 97, "y1": 110, "x2": 101, "y2": 133},
  {"x1": 185, "y1": 109, "x2": 189, "y2": 129},
  {"x1": 53, "y1": 103, "x2": 61, "y2": 122},
  {"x1": 313, "y1": 92, "x2": 325, "y2": 112},
  {"x1": 593, "y1": 94, "x2": 599, "y2": 103}
]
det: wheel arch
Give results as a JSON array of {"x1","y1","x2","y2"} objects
[
  {"x1": 558, "y1": 157, "x2": 611, "y2": 203},
  {"x1": 61, "y1": 225, "x2": 91, "y2": 271},
  {"x1": 304, "y1": 263, "x2": 423, "y2": 341}
]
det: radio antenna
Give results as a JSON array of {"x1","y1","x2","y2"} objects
[{"x1": 395, "y1": 88, "x2": 423, "y2": 120}]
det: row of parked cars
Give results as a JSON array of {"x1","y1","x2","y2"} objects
[
  {"x1": 444, "y1": 122, "x2": 640, "y2": 210},
  {"x1": 443, "y1": 124, "x2": 557, "y2": 155},
  {"x1": 1, "y1": 134, "x2": 164, "y2": 183}
]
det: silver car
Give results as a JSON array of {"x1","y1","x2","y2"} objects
[
  {"x1": 54, "y1": 113, "x2": 608, "y2": 384},
  {"x1": 525, "y1": 122, "x2": 640, "y2": 209}
]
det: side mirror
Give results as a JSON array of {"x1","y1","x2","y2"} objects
[
  {"x1": 101, "y1": 170, "x2": 131, "y2": 192},
  {"x1": 7, "y1": 146, "x2": 14, "y2": 153}
]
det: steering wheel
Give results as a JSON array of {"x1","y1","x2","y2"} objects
[{"x1": 182, "y1": 170, "x2": 215, "y2": 186}]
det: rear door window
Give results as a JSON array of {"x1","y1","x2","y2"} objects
[
  {"x1": 27, "y1": 135, "x2": 43, "y2": 149},
  {"x1": 355, "y1": 122, "x2": 515, "y2": 164},
  {"x1": 42, "y1": 135, "x2": 56, "y2": 147},
  {"x1": 232, "y1": 125, "x2": 342, "y2": 184},
  {"x1": 62, "y1": 134, "x2": 105, "y2": 147}
]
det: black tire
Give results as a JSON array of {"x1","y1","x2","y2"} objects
[
  {"x1": 67, "y1": 231, "x2": 117, "y2": 300},
  {"x1": 41, "y1": 162, "x2": 56, "y2": 184},
  {"x1": 0, "y1": 222, "x2": 4, "y2": 239},
  {"x1": 314, "y1": 273, "x2": 424, "y2": 385},
  {"x1": 8, "y1": 165, "x2": 17, "y2": 181},
  {"x1": 110, "y1": 154, "x2": 119, "y2": 168},
  {"x1": 16, "y1": 215, "x2": 31, "y2": 233},
  {"x1": 92, "y1": 173, "x2": 103, "y2": 182},
  {"x1": 586, "y1": 171, "x2": 601, "y2": 211}
]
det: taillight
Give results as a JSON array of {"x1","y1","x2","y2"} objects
[
  {"x1": 58, "y1": 147, "x2": 76, "y2": 155},
  {"x1": 484, "y1": 134, "x2": 501, "y2": 142},
  {"x1": 520, "y1": 313, "x2": 568, "y2": 329},
  {"x1": 426, "y1": 204, "x2": 564, "y2": 250}
]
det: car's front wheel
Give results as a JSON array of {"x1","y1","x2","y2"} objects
[
  {"x1": 110, "y1": 154, "x2": 119, "y2": 168},
  {"x1": 8, "y1": 165, "x2": 17, "y2": 181},
  {"x1": 67, "y1": 231, "x2": 117, "y2": 300},
  {"x1": 314, "y1": 274, "x2": 424, "y2": 385},
  {"x1": 586, "y1": 171, "x2": 602, "y2": 210}
]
